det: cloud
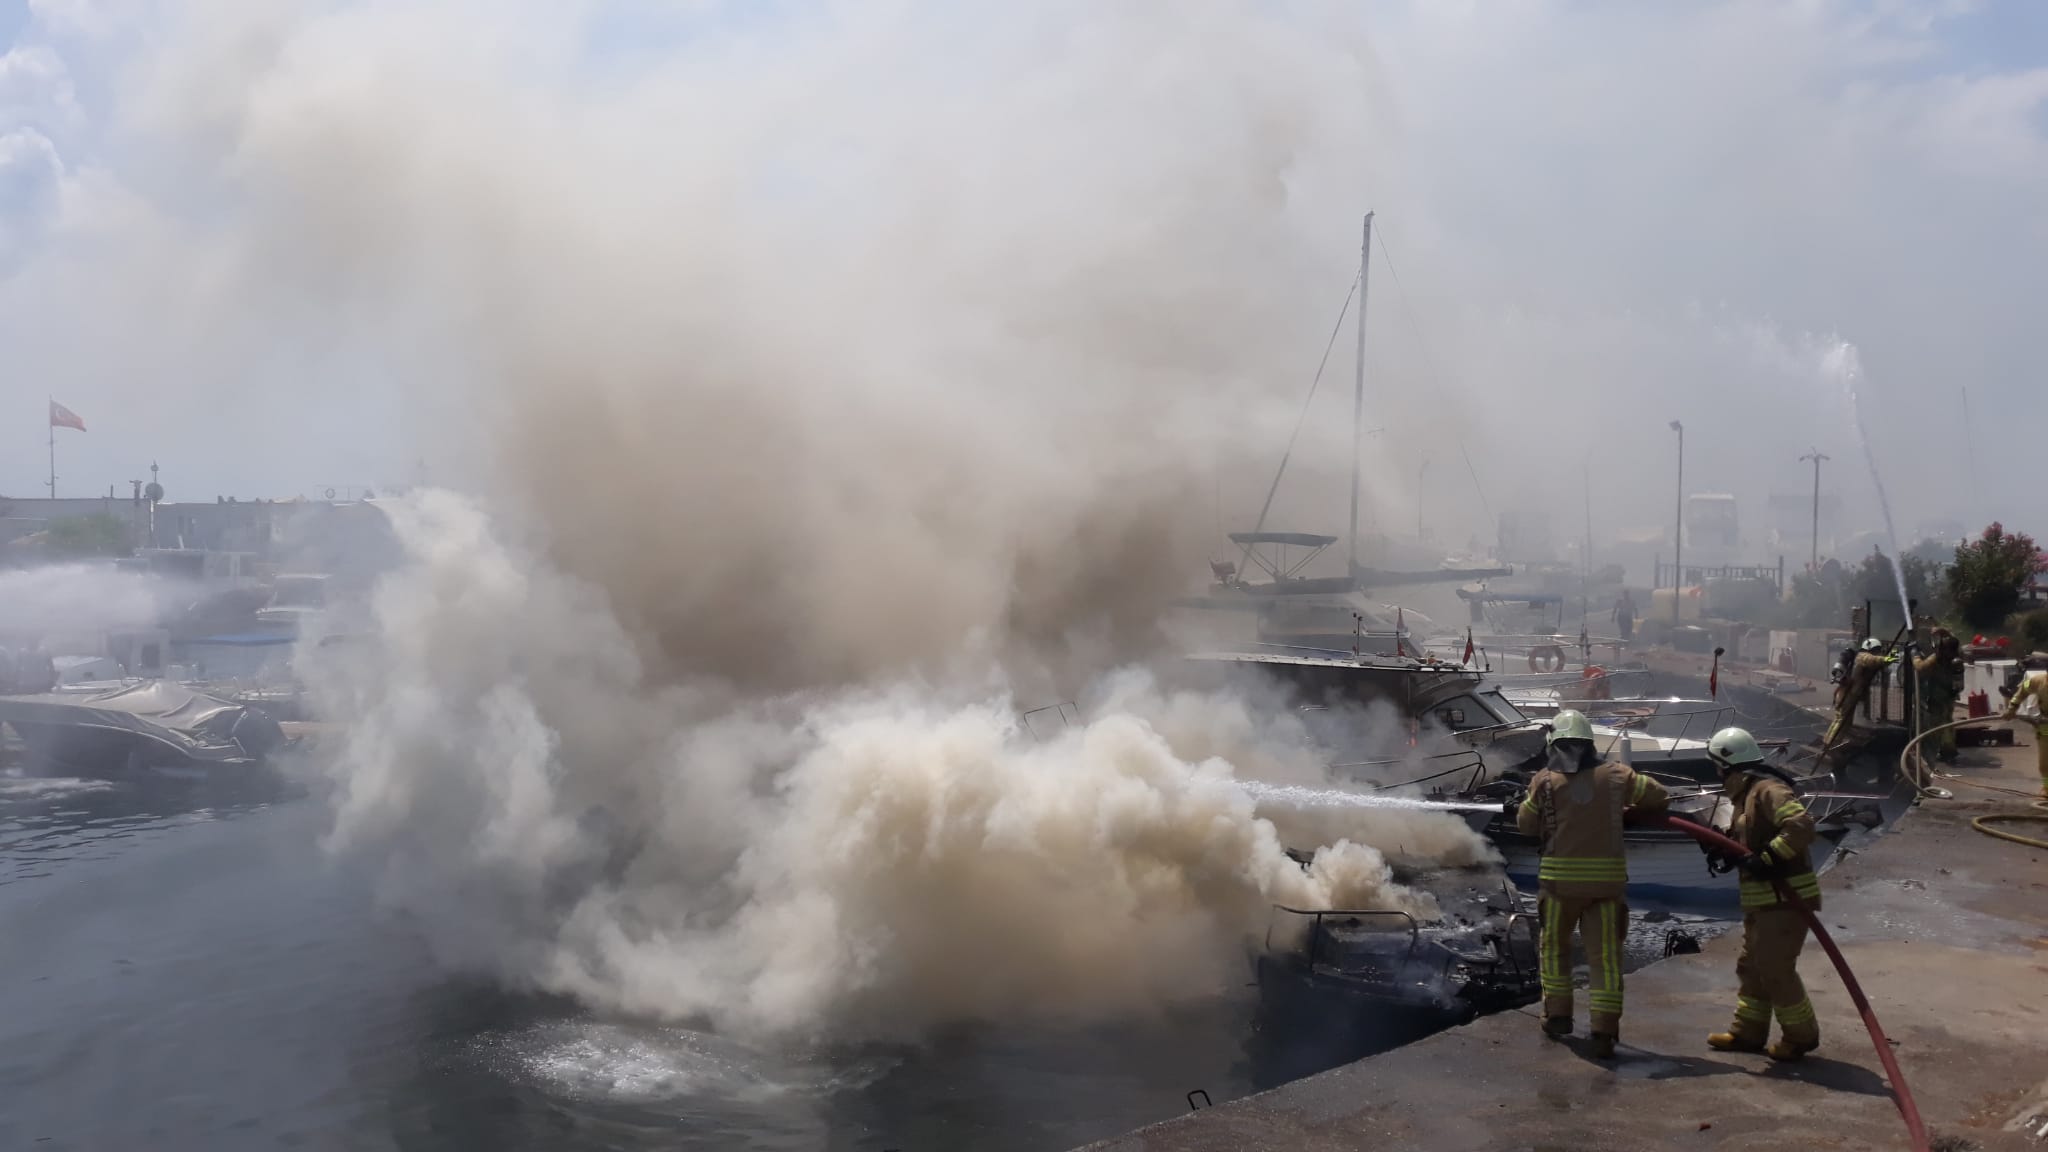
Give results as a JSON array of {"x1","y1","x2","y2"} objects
[
  {"x1": 0, "y1": 0, "x2": 2039, "y2": 535},
  {"x1": 0, "y1": 127, "x2": 62, "y2": 266},
  {"x1": 0, "y1": 42, "x2": 80, "y2": 130}
]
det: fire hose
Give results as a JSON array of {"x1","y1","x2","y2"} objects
[
  {"x1": 1898, "y1": 716, "x2": 2048, "y2": 848},
  {"x1": 1645, "y1": 813, "x2": 1931, "y2": 1152}
]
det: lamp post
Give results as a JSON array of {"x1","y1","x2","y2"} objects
[
  {"x1": 1669, "y1": 420, "x2": 1684, "y2": 623},
  {"x1": 1799, "y1": 449, "x2": 1829, "y2": 572}
]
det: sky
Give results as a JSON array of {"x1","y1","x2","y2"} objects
[{"x1": 0, "y1": 0, "x2": 2041, "y2": 552}]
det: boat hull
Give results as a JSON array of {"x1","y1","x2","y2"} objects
[{"x1": 1489, "y1": 824, "x2": 1836, "y2": 912}]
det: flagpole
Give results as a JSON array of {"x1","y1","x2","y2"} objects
[{"x1": 47, "y1": 397, "x2": 55, "y2": 499}]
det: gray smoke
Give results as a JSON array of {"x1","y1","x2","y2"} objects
[{"x1": 310, "y1": 491, "x2": 1488, "y2": 1039}]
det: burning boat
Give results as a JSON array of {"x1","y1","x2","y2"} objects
[{"x1": 1252, "y1": 884, "x2": 1543, "y2": 1037}]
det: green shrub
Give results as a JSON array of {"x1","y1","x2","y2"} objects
[
  {"x1": 46, "y1": 514, "x2": 132, "y2": 559},
  {"x1": 1948, "y1": 523, "x2": 2040, "y2": 631},
  {"x1": 2019, "y1": 608, "x2": 2048, "y2": 649}
]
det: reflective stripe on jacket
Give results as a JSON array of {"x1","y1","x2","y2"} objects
[
  {"x1": 1727, "y1": 773, "x2": 1821, "y2": 911},
  {"x1": 1516, "y1": 761, "x2": 1670, "y2": 898}
]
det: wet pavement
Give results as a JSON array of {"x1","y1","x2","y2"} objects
[{"x1": 1080, "y1": 733, "x2": 2048, "y2": 1152}]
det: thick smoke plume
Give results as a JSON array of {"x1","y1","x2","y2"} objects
[
  {"x1": 313, "y1": 492, "x2": 1488, "y2": 1038},
  {"x1": 196, "y1": 1, "x2": 1506, "y2": 1038}
]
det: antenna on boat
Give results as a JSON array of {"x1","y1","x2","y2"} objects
[{"x1": 1348, "y1": 211, "x2": 1374, "y2": 586}]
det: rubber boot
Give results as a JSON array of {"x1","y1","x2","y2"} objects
[
  {"x1": 1766, "y1": 1039, "x2": 1818, "y2": 1063},
  {"x1": 1707, "y1": 1031, "x2": 1766, "y2": 1054},
  {"x1": 1588, "y1": 1033, "x2": 1617, "y2": 1060},
  {"x1": 1542, "y1": 1016, "x2": 1573, "y2": 1039}
]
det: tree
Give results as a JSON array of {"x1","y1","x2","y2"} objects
[
  {"x1": 1849, "y1": 549, "x2": 1949, "y2": 632},
  {"x1": 1947, "y1": 522, "x2": 2041, "y2": 631},
  {"x1": 45, "y1": 514, "x2": 132, "y2": 559}
]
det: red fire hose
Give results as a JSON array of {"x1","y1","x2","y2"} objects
[{"x1": 1646, "y1": 814, "x2": 1931, "y2": 1152}]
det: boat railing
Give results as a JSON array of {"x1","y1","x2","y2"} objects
[
  {"x1": 1594, "y1": 702, "x2": 1737, "y2": 759},
  {"x1": 1267, "y1": 906, "x2": 1421, "y2": 972},
  {"x1": 1328, "y1": 748, "x2": 1490, "y2": 794}
]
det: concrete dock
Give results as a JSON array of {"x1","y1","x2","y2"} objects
[{"x1": 1082, "y1": 739, "x2": 2048, "y2": 1152}]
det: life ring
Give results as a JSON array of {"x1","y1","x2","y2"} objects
[
  {"x1": 1528, "y1": 645, "x2": 1566, "y2": 673},
  {"x1": 1581, "y1": 664, "x2": 1612, "y2": 700}
]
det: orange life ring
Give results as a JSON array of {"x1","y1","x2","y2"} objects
[
  {"x1": 1528, "y1": 645, "x2": 1566, "y2": 674},
  {"x1": 1581, "y1": 664, "x2": 1612, "y2": 700}
]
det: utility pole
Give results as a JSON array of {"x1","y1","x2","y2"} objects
[
  {"x1": 1799, "y1": 449, "x2": 1829, "y2": 572},
  {"x1": 1670, "y1": 420, "x2": 1684, "y2": 623},
  {"x1": 1348, "y1": 211, "x2": 1374, "y2": 584}
]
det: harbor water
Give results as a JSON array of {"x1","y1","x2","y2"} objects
[
  {"x1": 0, "y1": 767, "x2": 1358, "y2": 1152},
  {"x1": 0, "y1": 756, "x2": 1794, "y2": 1152}
]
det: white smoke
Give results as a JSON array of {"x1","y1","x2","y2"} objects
[{"x1": 311, "y1": 490, "x2": 1488, "y2": 1039}]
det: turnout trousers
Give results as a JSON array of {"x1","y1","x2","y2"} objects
[
  {"x1": 1538, "y1": 890, "x2": 1627, "y2": 1038},
  {"x1": 1727, "y1": 908, "x2": 1819, "y2": 1047},
  {"x1": 2034, "y1": 724, "x2": 2048, "y2": 796}
]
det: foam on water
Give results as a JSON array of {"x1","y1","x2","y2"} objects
[
  {"x1": 0, "y1": 777, "x2": 116, "y2": 801},
  {"x1": 497, "y1": 1023, "x2": 815, "y2": 1105}
]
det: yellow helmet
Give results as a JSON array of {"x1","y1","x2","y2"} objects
[{"x1": 1547, "y1": 709, "x2": 1595, "y2": 746}]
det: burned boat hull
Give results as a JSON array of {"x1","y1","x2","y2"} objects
[{"x1": 1252, "y1": 900, "x2": 1543, "y2": 1042}]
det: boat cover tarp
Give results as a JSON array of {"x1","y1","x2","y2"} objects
[{"x1": 0, "y1": 681, "x2": 281, "y2": 763}]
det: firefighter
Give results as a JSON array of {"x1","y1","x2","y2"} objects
[
  {"x1": 1915, "y1": 631, "x2": 1963, "y2": 764},
  {"x1": 1823, "y1": 638, "x2": 1898, "y2": 749},
  {"x1": 1705, "y1": 727, "x2": 1822, "y2": 1061},
  {"x1": 2001, "y1": 669, "x2": 2048, "y2": 798},
  {"x1": 1516, "y1": 709, "x2": 1669, "y2": 1059}
]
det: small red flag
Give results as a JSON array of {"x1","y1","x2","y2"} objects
[
  {"x1": 1709, "y1": 654, "x2": 1721, "y2": 699},
  {"x1": 49, "y1": 401, "x2": 86, "y2": 432},
  {"x1": 1463, "y1": 627, "x2": 1475, "y2": 666},
  {"x1": 1395, "y1": 607, "x2": 1407, "y2": 657}
]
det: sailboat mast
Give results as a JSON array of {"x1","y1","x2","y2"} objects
[{"x1": 1349, "y1": 211, "x2": 1373, "y2": 583}]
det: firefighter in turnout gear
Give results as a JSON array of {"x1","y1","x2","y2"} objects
[
  {"x1": 1516, "y1": 709, "x2": 1670, "y2": 1059},
  {"x1": 1704, "y1": 727, "x2": 1823, "y2": 1061},
  {"x1": 1915, "y1": 631, "x2": 1963, "y2": 764},
  {"x1": 2001, "y1": 670, "x2": 2048, "y2": 798},
  {"x1": 1823, "y1": 638, "x2": 1897, "y2": 749}
]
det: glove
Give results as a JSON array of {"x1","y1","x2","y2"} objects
[
  {"x1": 1739, "y1": 851, "x2": 1788, "y2": 881},
  {"x1": 1703, "y1": 849, "x2": 1738, "y2": 876}
]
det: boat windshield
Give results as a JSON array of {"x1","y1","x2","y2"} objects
[
  {"x1": 1430, "y1": 690, "x2": 1527, "y2": 731},
  {"x1": 1477, "y1": 690, "x2": 1527, "y2": 724}
]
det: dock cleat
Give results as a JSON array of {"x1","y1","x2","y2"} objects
[{"x1": 1707, "y1": 1031, "x2": 1767, "y2": 1054}]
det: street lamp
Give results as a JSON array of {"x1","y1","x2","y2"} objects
[
  {"x1": 1799, "y1": 449, "x2": 1829, "y2": 572},
  {"x1": 1670, "y1": 420, "x2": 1684, "y2": 624}
]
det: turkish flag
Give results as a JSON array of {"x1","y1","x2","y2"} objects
[
  {"x1": 1463, "y1": 628, "x2": 1475, "y2": 666},
  {"x1": 49, "y1": 401, "x2": 85, "y2": 431}
]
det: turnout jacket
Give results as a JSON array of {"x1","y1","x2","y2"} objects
[
  {"x1": 1516, "y1": 761, "x2": 1669, "y2": 899},
  {"x1": 1726, "y1": 771, "x2": 1820, "y2": 911}
]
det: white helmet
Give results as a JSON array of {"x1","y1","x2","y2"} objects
[{"x1": 1707, "y1": 726, "x2": 1764, "y2": 772}]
